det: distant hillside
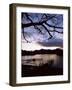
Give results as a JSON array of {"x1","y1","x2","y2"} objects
[{"x1": 22, "y1": 48, "x2": 63, "y2": 56}]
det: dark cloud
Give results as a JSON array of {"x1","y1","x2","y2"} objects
[{"x1": 37, "y1": 38, "x2": 63, "y2": 47}]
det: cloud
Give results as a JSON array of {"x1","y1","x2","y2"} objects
[{"x1": 37, "y1": 38, "x2": 63, "y2": 47}]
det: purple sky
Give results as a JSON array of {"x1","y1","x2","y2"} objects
[{"x1": 21, "y1": 12, "x2": 63, "y2": 50}]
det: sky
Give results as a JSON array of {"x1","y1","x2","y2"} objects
[{"x1": 21, "y1": 12, "x2": 63, "y2": 51}]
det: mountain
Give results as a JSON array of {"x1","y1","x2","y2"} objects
[{"x1": 22, "y1": 48, "x2": 63, "y2": 56}]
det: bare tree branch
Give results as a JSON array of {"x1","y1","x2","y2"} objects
[
  {"x1": 45, "y1": 22, "x2": 63, "y2": 29},
  {"x1": 22, "y1": 29, "x2": 31, "y2": 43},
  {"x1": 34, "y1": 25, "x2": 44, "y2": 34},
  {"x1": 22, "y1": 13, "x2": 63, "y2": 42},
  {"x1": 22, "y1": 21, "x2": 63, "y2": 29},
  {"x1": 42, "y1": 24, "x2": 52, "y2": 39},
  {"x1": 49, "y1": 29, "x2": 63, "y2": 34},
  {"x1": 25, "y1": 13, "x2": 33, "y2": 23}
]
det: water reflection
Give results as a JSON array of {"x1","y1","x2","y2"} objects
[{"x1": 22, "y1": 54, "x2": 63, "y2": 68}]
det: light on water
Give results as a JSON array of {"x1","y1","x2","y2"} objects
[{"x1": 22, "y1": 54, "x2": 63, "y2": 68}]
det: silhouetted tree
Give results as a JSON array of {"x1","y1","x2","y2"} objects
[{"x1": 21, "y1": 13, "x2": 63, "y2": 42}]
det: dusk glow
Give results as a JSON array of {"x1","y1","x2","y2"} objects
[
  {"x1": 22, "y1": 42, "x2": 62, "y2": 51},
  {"x1": 21, "y1": 12, "x2": 63, "y2": 51}
]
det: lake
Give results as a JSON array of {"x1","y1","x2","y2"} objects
[{"x1": 22, "y1": 54, "x2": 63, "y2": 68}]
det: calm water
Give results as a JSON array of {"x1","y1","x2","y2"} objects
[{"x1": 22, "y1": 54, "x2": 63, "y2": 68}]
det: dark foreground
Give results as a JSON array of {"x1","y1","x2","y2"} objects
[{"x1": 21, "y1": 63, "x2": 63, "y2": 77}]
